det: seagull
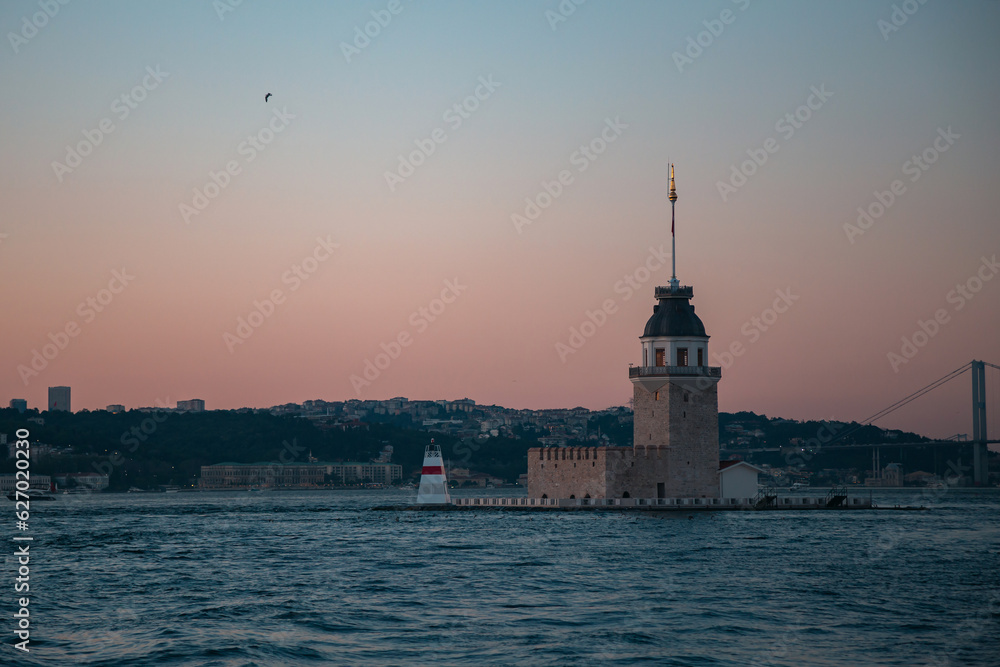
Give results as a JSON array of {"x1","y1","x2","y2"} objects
[{"x1": 264, "y1": 93, "x2": 272, "y2": 103}]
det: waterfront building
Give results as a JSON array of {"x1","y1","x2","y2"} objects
[
  {"x1": 0, "y1": 474, "x2": 52, "y2": 493},
  {"x1": 52, "y1": 472, "x2": 109, "y2": 490},
  {"x1": 528, "y1": 167, "x2": 746, "y2": 500},
  {"x1": 322, "y1": 461, "x2": 402, "y2": 485},
  {"x1": 718, "y1": 461, "x2": 765, "y2": 498},
  {"x1": 199, "y1": 463, "x2": 325, "y2": 489},
  {"x1": 198, "y1": 461, "x2": 402, "y2": 489}
]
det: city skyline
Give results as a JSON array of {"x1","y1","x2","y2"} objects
[{"x1": 3, "y1": 1, "x2": 1000, "y2": 440}]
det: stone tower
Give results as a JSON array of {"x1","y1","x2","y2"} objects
[
  {"x1": 628, "y1": 165, "x2": 720, "y2": 497},
  {"x1": 526, "y1": 165, "x2": 722, "y2": 500},
  {"x1": 629, "y1": 284, "x2": 720, "y2": 497}
]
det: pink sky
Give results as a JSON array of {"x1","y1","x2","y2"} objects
[{"x1": 3, "y1": 1, "x2": 999, "y2": 439}]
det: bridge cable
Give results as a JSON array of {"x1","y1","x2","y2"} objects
[
  {"x1": 858, "y1": 362, "x2": 971, "y2": 426},
  {"x1": 824, "y1": 362, "x2": 971, "y2": 446}
]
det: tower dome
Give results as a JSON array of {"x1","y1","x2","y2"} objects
[{"x1": 642, "y1": 287, "x2": 706, "y2": 338}]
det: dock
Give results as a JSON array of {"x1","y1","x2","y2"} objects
[{"x1": 374, "y1": 493, "x2": 928, "y2": 512}]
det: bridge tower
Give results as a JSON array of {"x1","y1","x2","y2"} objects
[{"x1": 972, "y1": 360, "x2": 988, "y2": 486}]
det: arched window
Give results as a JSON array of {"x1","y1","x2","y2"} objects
[
  {"x1": 541, "y1": 494, "x2": 548, "y2": 499},
  {"x1": 569, "y1": 494, "x2": 575, "y2": 499},
  {"x1": 622, "y1": 491, "x2": 631, "y2": 498}
]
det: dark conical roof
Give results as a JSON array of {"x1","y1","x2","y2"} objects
[{"x1": 642, "y1": 287, "x2": 707, "y2": 338}]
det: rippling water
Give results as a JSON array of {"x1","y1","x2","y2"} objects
[{"x1": 3, "y1": 488, "x2": 998, "y2": 666}]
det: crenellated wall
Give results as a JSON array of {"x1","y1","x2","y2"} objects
[{"x1": 527, "y1": 446, "x2": 619, "y2": 499}]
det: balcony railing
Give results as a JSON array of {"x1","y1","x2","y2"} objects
[
  {"x1": 628, "y1": 365, "x2": 721, "y2": 378},
  {"x1": 654, "y1": 285, "x2": 693, "y2": 299}
]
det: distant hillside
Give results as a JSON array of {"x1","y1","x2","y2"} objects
[{"x1": 0, "y1": 405, "x2": 954, "y2": 491}]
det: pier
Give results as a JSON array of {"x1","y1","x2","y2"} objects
[{"x1": 374, "y1": 492, "x2": 927, "y2": 512}]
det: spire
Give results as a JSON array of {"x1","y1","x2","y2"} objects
[{"x1": 668, "y1": 164, "x2": 678, "y2": 290}]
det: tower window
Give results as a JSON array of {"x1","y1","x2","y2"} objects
[
  {"x1": 684, "y1": 392, "x2": 689, "y2": 403},
  {"x1": 654, "y1": 390, "x2": 658, "y2": 401},
  {"x1": 697, "y1": 348, "x2": 704, "y2": 366},
  {"x1": 655, "y1": 348, "x2": 665, "y2": 367},
  {"x1": 677, "y1": 348, "x2": 688, "y2": 367}
]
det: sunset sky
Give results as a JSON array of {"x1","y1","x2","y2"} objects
[{"x1": 2, "y1": 0, "x2": 999, "y2": 439}]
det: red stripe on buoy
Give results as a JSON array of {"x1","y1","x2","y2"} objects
[{"x1": 422, "y1": 466, "x2": 444, "y2": 475}]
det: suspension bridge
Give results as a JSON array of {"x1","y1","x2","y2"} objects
[{"x1": 721, "y1": 360, "x2": 1000, "y2": 486}]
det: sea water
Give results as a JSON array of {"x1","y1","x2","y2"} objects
[{"x1": 3, "y1": 488, "x2": 998, "y2": 666}]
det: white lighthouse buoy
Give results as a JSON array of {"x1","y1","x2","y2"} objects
[{"x1": 416, "y1": 439, "x2": 451, "y2": 504}]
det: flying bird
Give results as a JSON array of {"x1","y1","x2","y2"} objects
[{"x1": 264, "y1": 93, "x2": 272, "y2": 103}]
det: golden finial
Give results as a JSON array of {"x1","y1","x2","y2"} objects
[{"x1": 668, "y1": 164, "x2": 677, "y2": 202}]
